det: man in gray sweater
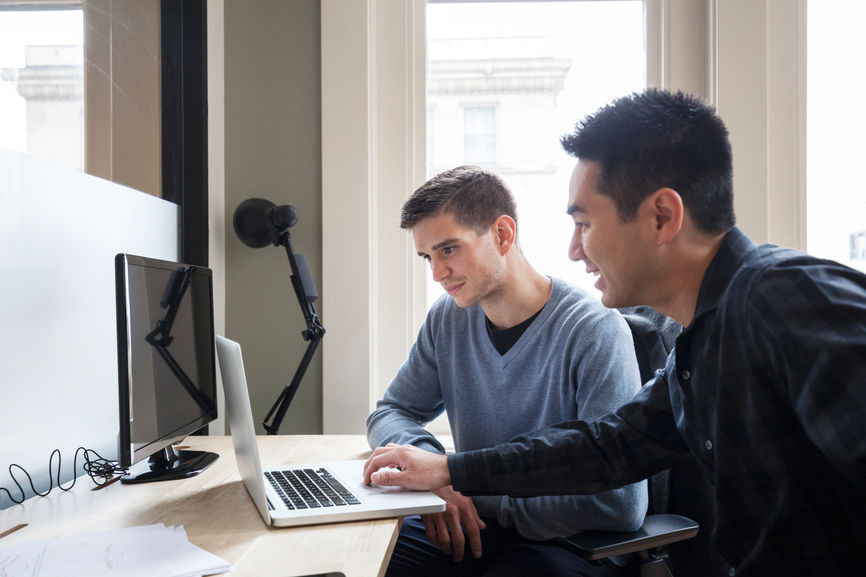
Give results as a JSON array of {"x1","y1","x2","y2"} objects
[{"x1": 366, "y1": 165, "x2": 646, "y2": 577}]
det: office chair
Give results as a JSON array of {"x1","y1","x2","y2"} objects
[
  {"x1": 565, "y1": 482, "x2": 699, "y2": 577},
  {"x1": 565, "y1": 307, "x2": 727, "y2": 577}
]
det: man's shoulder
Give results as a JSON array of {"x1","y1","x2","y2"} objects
[
  {"x1": 542, "y1": 278, "x2": 635, "y2": 346},
  {"x1": 713, "y1": 243, "x2": 866, "y2": 334},
  {"x1": 750, "y1": 242, "x2": 813, "y2": 270},
  {"x1": 424, "y1": 291, "x2": 483, "y2": 329},
  {"x1": 549, "y1": 277, "x2": 620, "y2": 318},
  {"x1": 550, "y1": 276, "x2": 599, "y2": 305},
  {"x1": 735, "y1": 243, "x2": 859, "y2": 295}
]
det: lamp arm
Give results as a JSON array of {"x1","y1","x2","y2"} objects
[
  {"x1": 262, "y1": 331, "x2": 322, "y2": 435},
  {"x1": 261, "y1": 229, "x2": 326, "y2": 435}
]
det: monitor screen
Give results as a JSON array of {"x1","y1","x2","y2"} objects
[{"x1": 115, "y1": 253, "x2": 218, "y2": 483}]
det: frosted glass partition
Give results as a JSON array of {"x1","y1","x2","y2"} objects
[{"x1": 0, "y1": 148, "x2": 177, "y2": 509}]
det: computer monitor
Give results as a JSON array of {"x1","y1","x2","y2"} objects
[{"x1": 115, "y1": 253, "x2": 219, "y2": 484}]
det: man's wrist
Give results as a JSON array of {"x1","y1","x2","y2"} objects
[
  {"x1": 445, "y1": 452, "x2": 462, "y2": 491},
  {"x1": 447, "y1": 447, "x2": 496, "y2": 495}
]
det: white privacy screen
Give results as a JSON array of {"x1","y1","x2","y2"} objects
[{"x1": 0, "y1": 148, "x2": 177, "y2": 508}]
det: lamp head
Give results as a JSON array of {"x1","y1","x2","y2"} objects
[{"x1": 233, "y1": 198, "x2": 298, "y2": 248}]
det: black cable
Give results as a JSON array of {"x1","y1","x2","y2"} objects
[{"x1": 0, "y1": 447, "x2": 125, "y2": 505}]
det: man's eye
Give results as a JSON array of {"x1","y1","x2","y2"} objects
[{"x1": 442, "y1": 246, "x2": 455, "y2": 256}]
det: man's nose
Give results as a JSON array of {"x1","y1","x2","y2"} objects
[
  {"x1": 431, "y1": 258, "x2": 449, "y2": 282},
  {"x1": 569, "y1": 233, "x2": 585, "y2": 262}
]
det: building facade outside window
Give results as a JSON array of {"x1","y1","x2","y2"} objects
[
  {"x1": 0, "y1": 8, "x2": 84, "y2": 173},
  {"x1": 425, "y1": 1, "x2": 645, "y2": 308},
  {"x1": 422, "y1": 1, "x2": 644, "y2": 438}
]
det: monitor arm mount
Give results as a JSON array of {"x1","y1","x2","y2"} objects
[{"x1": 262, "y1": 228, "x2": 325, "y2": 435}]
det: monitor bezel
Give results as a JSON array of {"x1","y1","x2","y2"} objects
[{"x1": 115, "y1": 253, "x2": 217, "y2": 470}]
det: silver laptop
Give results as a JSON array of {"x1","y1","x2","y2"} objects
[{"x1": 215, "y1": 335, "x2": 445, "y2": 527}]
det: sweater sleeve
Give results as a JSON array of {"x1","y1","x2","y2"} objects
[
  {"x1": 366, "y1": 305, "x2": 447, "y2": 455},
  {"x1": 471, "y1": 310, "x2": 649, "y2": 539}
]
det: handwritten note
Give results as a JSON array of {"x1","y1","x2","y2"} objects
[{"x1": 0, "y1": 524, "x2": 229, "y2": 577}]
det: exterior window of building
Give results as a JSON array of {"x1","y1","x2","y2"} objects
[
  {"x1": 425, "y1": 1, "x2": 645, "y2": 308},
  {"x1": 852, "y1": 231, "x2": 866, "y2": 261},
  {"x1": 0, "y1": 8, "x2": 84, "y2": 172},
  {"x1": 463, "y1": 105, "x2": 496, "y2": 165},
  {"x1": 807, "y1": 0, "x2": 866, "y2": 273}
]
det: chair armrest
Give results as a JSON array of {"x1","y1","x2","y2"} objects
[{"x1": 564, "y1": 514, "x2": 699, "y2": 561}]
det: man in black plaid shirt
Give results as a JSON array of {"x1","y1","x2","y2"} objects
[{"x1": 364, "y1": 89, "x2": 866, "y2": 576}]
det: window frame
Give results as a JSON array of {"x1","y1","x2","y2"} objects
[{"x1": 161, "y1": 0, "x2": 209, "y2": 267}]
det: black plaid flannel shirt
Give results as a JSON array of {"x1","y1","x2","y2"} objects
[{"x1": 450, "y1": 227, "x2": 866, "y2": 576}]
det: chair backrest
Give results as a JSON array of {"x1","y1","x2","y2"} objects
[
  {"x1": 618, "y1": 306, "x2": 728, "y2": 577},
  {"x1": 618, "y1": 306, "x2": 680, "y2": 385},
  {"x1": 618, "y1": 306, "x2": 679, "y2": 516}
]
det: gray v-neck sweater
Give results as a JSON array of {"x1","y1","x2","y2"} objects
[{"x1": 367, "y1": 277, "x2": 647, "y2": 539}]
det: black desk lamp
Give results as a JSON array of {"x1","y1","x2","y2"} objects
[{"x1": 232, "y1": 198, "x2": 325, "y2": 435}]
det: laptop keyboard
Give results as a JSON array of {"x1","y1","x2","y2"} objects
[{"x1": 265, "y1": 468, "x2": 362, "y2": 510}]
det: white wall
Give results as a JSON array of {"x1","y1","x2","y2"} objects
[
  {"x1": 714, "y1": 0, "x2": 806, "y2": 249},
  {"x1": 321, "y1": 0, "x2": 427, "y2": 433}
]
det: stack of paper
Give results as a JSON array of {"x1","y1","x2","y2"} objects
[{"x1": 0, "y1": 523, "x2": 230, "y2": 577}]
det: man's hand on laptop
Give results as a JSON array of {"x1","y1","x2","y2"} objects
[
  {"x1": 422, "y1": 486, "x2": 486, "y2": 561},
  {"x1": 363, "y1": 443, "x2": 451, "y2": 491}
]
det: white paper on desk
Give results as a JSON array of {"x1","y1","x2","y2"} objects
[{"x1": 0, "y1": 523, "x2": 230, "y2": 577}]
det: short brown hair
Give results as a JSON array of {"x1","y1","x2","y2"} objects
[{"x1": 400, "y1": 165, "x2": 517, "y2": 233}]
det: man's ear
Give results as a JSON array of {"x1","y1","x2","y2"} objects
[
  {"x1": 493, "y1": 215, "x2": 517, "y2": 254},
  {"x1": 648, "y1": 188, "x2": 683, "y2": 245}
]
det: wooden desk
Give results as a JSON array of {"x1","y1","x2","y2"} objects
[{"x1": 0, "y1": 436, "x2": 400, "y2": 577}]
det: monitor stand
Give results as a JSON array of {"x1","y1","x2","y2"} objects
[{"x1": 121, "y1": 445, "x2": 218, "y2": 484}]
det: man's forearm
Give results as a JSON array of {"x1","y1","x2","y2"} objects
[{"x1": 448, "y1": 418, "x2": 677, "y2": 497}]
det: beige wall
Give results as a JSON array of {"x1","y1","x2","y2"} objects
[{"x1": 224, "y1": 0, "x2": 323, "y2": 434}]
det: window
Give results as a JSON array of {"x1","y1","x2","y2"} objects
[
  {"x1": 320, "y1": 0, "x2": 717, "y2": 433},
  {"x1": 0, "y1": 0, "x2": 208, "y2": 266},
  {"x1": 0, "y1": 7, "x2": 84, "y2": 172},
  {"x1": 425, "y1": 1, "x2": 645, "y2": 308},
  {"x1": 852, "y1": 232, "x2": 866, "y2": 261},
  {"x1": 422, "y1": 1, "x2": 645, "y2": 439},
  {"x1": 807, "y1": 0, "x2": 866, "y2": 273},
  {"x1": 463, "y1": 105, "x2": 496, "y2": 164}
]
